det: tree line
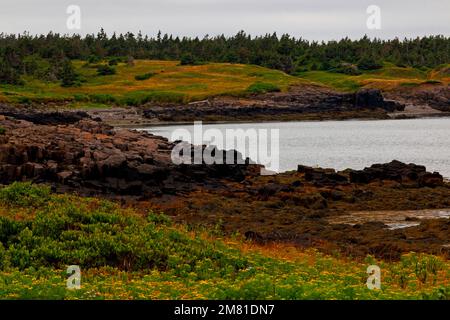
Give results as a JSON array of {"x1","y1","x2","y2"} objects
[{"x1": 0, "y1": 29, "x2": 449, "y2": 85}]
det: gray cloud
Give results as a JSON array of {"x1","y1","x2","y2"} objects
[{"x1": 0, "y1": 0, "x2": 448, "y2": 40}]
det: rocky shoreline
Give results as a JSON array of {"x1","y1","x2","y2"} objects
[
  {"x1": 135, "y1": 86, "x2": 405, "y2": 124},
  {"x1": 1, "y1": 111, "x2": 450, "y2": 260},
  {"x1": 87, "y1": 84, "x2": 450, "y2": 125},
  {"x1": 2, "y1": 83, "x2": 449, "y2": 127},
  {"x1": 103, "y1": 86, "x2": 408, "y2": 126},
  {"x1": 1, "y1": 81, "x2": 450, "y2": 261},
  {"x1": 0, "y1": 115, "x2": 260, "y2": 197}
]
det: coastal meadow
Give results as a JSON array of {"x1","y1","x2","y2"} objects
[
  {"x1": 0, "y1": 60, "x2": 302, "y2": 106},
  {"x1": 0, "y1": 182, "x2": 449, "y2": 300}
]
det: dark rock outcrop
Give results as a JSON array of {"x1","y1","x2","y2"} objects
[
  {"x1": 355, "y1": 89, "x2": 385, "y2": 108},
  {"x1": 297, "y1": 165, "x2": 349, "y2": 186},
  {"x1": 386, "y1": 84, "x2": 450, "y2": 112},
  {"x1": 347, "y1": 160, "x2": 443, "y2": 187},
  {"x1": 0, "y1": 105, "x2": 92, "y2": 125},
  {"x1": 296, "y1": 161, "x2": 444, "y2": 188},
  {"x1": 0, "y1": 116, "x2": 260, "y2": 197},
  {"x1": 355, "y1": 89, "x2": 405, "y2": 112},
  {"x1": 140, "y1": 86, "x2": 405, "y2": 122}
]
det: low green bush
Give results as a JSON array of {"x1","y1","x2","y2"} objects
[
  {"x1": 246, "y1": 82, "x2": 281, "y2": 94},
  {"x1": 87, "y1": 55, "x2": 101, "y2": 64},
  {"x1": 400, "y1": 82, "x2": 420, "y2": 87},
  {"x1": 332, "y1": 63, "x2": 362, "y2": 75},
  {"x1": 135, "y1": 72, "x2": 156, "y2": 81},
  {"x1": 0, "y1": 127, "x2": 5, "y2": 135},
  {"x1": 121, "y1": 91, "x2": 185, "y2": 106},
  {"x1": 89, "y1": 93, "x2": 116, "y2": 104},
  {"x1": 422, "y1": 80, "x2": 442, "y2": 85},
  {"x1": 0, "y1": 182, "x2": 449, "y2": 300},
  {"x1": 0, "y1": 182, "x2": 51, "y2": 208},
  {"x1": 0, "y1": 183, "x2": 249, "y2": 273},
  {"x1": 96, "y1": 65, "x2": 116, "y2": 76},
  {"x1": 72, "y1": 94, "x2": 89, "y2": 102},
  {"x1": 16, "y1": 96, "x2": 32, "y2": 104},
  {"x1": 179, "y1": 53, "x2": 198, "y2": 66},
  {"x1": 357, "y1": 57, "x2": 383, "y2": 70},
  {"x1": 108, "y1": 58, "x2": 121, "y2": 66}
]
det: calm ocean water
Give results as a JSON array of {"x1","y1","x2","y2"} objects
[{"x1": 140, "y1": 118, "x2": 450, "y2": 178}]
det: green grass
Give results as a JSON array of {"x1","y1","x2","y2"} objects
[
  {"x1": 0, "y1": 60, "x2": 304, "y2": 106},
  {"x1": 246, "y1": 82, "x2": 281, "y2": 94},
  {"x1": 296, "y1": 63, "x2": 450, "y2": 92},
  {"x1": 0, "y1": 182, "x2": 449, "y2": 300},
  {"x1": 1, "y1": 60, "x2": 446, "y2": 106},
  {"x1": 295, "y1": 71, "x2": 363, "y2": 91},
  {"x1": 135, "y1": 72, "x2": 157, "y2": 81}
]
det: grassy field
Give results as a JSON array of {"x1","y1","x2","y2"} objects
[
  {"x1": 0, "y1": 182, "x2": 449, "y2": 300},
  {"x1": 1, "y1": 60, "x2": 448, "y2": 107},
  {"x1": 0, "y1": 60, "x2": 304, "y2": 107},
  {"x1": 296, "y1": 63, "x2": 450, "y2": 92}
]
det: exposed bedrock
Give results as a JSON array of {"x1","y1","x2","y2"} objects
[
  {"x1": 346, "y1": 160, "x2": 444, "y2": 187},
  {"x1": 385, "y1": 84, "x2": 450, "y2": 112},
  {"x1": 297, "y1": 160, "x2": 443, "y2": 188},
  {"x1": 0, "y1": 116, "x2": 260, "y2": 197},
  {"x1": 141, "y1": 87, "x2": 404, "y2": 121},
  {"x1": 0, "y1": 104, "x2": 92, "y2": 125},
  {"x1": 354, "y1": 89, "x2": 404, "y2": 112}
]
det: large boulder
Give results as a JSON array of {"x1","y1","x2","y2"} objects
[
  {"x1": 355, "y1": 89, "x2": 405, "y2": 112},
  {"x1": 355, "y1": 89, "x2": 385, "y2": 108}
]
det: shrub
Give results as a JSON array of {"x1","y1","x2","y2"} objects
[
  {"x1": 357, "y1": 56, "x2": 383, "y2": 70},
  {"x1": 0, "y1": 182, "x2": 51, "y2": 207},
  {"x1": 0, "y1": 183, "x2": 449, "y2": 300},
  {"x1": 179, "y1": 54, "x2": 199, "y2": 66},
  {"x1": 246, "y1": 82, "x2": 281, "y2": 94},
  {"x1": 332, "y1": 63, "x2": 362, "y2": 75},
  {"x1": 147, "y1": 211, "x2": 172, "y2": 226},
  {"x1": 400, "y1": 82, "x2": 420, "y2": 88},
  {"x1": 422, "y1": 80, "x2": 442, "y2": 85},
  {"x1": 0, "y1": 59, "x2": 24, "y2": 85},
  {"x1": 96, "y1": 65, "x2": 116, "y2": 76},
  {"x1": 108, "y1": 58, "x2": 121, "y2": 66},
  {"x1": 59, "y1": 60, "x2": 79, "y2": 87},
  {"x1": 135, "y1": 72, "x2": 156, "y2": 81},
  {"x1": 88, "y1": 55, "x2": 101, "y2": 64},
  {"x1": 89, "y1": 93, "x2": 116, "y2": 104},
  {"x1": 0, "y1": 127, "x2": 5, "y2": 135},
  {"x1": 23, "y1": 55, "x2": 52, "y2": 81},
  {"x1": 0, "y1": 185, "x2": 250, "y2": 273},
  {"x1": 16, "y1": 96, "x2": 31, "y2": 104},
  {"x1": 395, "y1": 62, "x2": 408, "y2": 68},
  {"x1": 73, "y1": 93, "x2": 89, "y2": 102},
  {"x1": 121, "y1": 91, "x2": 185, "y2": 106},
  {"x1": 294, "y1": 66, "x2": 309, "y2": 73}
]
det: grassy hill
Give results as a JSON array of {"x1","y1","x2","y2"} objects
[
  {"x1": 0, "y1": 182, "x2": 449, "y2": 300},
  {"x1": 296, "y1": 63, "x2": 450, "y2": 91},
  {"x1": 0, "y1": 60, "x2": 448, "y2": 108},
  {"x1": 0, "y1": 60, "x2": 304, "y2": 107}
]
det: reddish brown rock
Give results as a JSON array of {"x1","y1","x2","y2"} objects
[{"x1": 0, "y1": 116, "x2": 260, "y2": 197}]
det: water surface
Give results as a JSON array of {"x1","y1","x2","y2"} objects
[
  {"x1": 140, "y1": 118, "x2": 450, "y2": 178},
  {"x1": 326, "y1": 209, "x2": 450, "y2": 230}
]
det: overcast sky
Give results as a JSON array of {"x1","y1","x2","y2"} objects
[{"x1": 1, "y1": 0, "x2": 449, "y2": 40}]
